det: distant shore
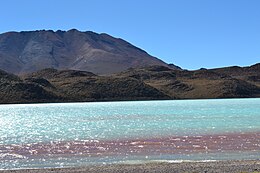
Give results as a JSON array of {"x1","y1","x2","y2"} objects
[{"x1": 0, "y1": 160, "x2": 259, "y2": 173}]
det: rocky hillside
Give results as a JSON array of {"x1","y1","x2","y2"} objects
[
  {"x1": 116, "y1": 64, "x2": 260, "y2": 99},
  {"x1": 0, "y1": 68, "x2": 170, "y2": 104},
  {"x1": 0, "y1": 64, "x2": 259, "y2": 104},
  {"x1": 0, "y1": 69, "x2": 60, "y2": 103},
  {"x1": 0, "y1": 29, "x2": 178, "y2": 75}
]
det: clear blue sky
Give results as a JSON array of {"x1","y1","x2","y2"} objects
[{"x1": 0, "y1": 0, "x2": 259, "y2": 69}]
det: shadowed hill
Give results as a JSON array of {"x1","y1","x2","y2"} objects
[
  {"x1": 0, "y1": 63, "x2": 259, "y2": 104},
  {"x1": 116, "y1": 64, "x2": 260, "y2": 99},
  {"x1": 0, "y1": 68, "x2": 170, "y2": 104},
  {"x1": 23, "y1": 68, "x2": 170, "y2": 102},
  {"x1": 0, "y1": 70, "x2": 60, "y2": 103}
]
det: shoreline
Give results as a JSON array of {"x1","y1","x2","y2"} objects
[
  {"x1": 0, "y1": 160, "x2": 259, "y2": 173},
  {"x1": 1, "y1": 97, "x2": 259, "y2": 105}
]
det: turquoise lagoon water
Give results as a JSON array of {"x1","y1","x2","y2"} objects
[{"x1": 0, "y1": 98, "x2": 260, "y2": 169}]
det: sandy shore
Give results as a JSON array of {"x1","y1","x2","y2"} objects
[{"x1": 0, "y1": 160, "x2": 259, "y2": 173}]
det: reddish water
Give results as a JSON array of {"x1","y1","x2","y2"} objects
[{"x1": 1, "y1": 132, "x2": 259, "y2": 159}]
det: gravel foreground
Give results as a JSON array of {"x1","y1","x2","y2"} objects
[{"x1": 0, "y1": 160, "x2": 259, "y2": 173}]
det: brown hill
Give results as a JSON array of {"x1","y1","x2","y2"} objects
[
  {"x1": 25, "y1": 68, "x2": 170, "y2": 102},
  {"x1": 0, "y1": 29, "x2": 178, "y2": 75},
  {"x1": 211, "y1": 63, "x2": 260, "y2": 86},
  {"x1": 0, "y1": 68, "x2": 169, "y2": 104},
  {"x1": 116, "y1": 64, "x2": 260, "y2": 99},
  {"x1": 0, "y1": 70, "x2": 60, "y2": 103},
  {"x1": 0, "y1": 63, "x2": 259, "y2": 104}
]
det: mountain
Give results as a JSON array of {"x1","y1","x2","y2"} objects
[
  {"x1": 0, "y1": 64, "x2": 259, "y2": 104},
  {"x1": 0, "y1": 29, "x2": 176, "y2": 75}
]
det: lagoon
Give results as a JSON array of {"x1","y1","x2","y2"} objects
[{"x1": 0, "y1": 98, "x2": 259, "y2": 169}]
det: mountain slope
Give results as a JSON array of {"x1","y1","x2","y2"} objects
[
  {"x1": 0, "y1": 69, "x2": 60, "y2": 103},
  {"x1": 0, "y1": 68, "x2": 170, "y2": 104},
  {"x1": 0, "y1": 29, "x2": 175, "y2": 74},
  {"x1": 0, "y1": 63, "x2": 259, "y2": 104},
  {"x1": 116, "y1": 64, "x2": 260, "y2": 99}
]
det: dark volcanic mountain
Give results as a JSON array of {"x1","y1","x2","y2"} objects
[{"x1": 0, "y1": 29, "x2": 176, "y2": 74}]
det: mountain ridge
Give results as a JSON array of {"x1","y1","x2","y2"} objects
[{"x1": 0, "y1": 63, "x2": 259, "y2": 104}]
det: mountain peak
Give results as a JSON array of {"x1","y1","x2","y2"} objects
[{"x1": 67, "y1": 28, "x2": 80, "y2": 33}]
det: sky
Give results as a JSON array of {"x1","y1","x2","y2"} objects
[{"x1": 0, "y1": 0, "x2": 259, "y2": 70}]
